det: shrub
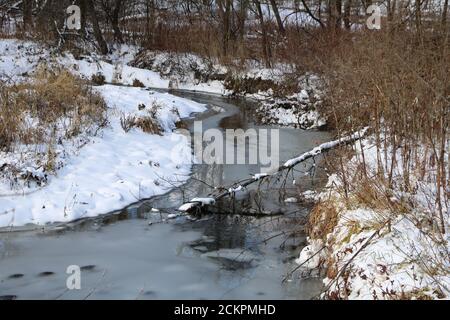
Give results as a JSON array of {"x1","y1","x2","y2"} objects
[
  {"x1": 91, "y1": 72, "x2": 106, "y2": 85},
  {"x1": 132, "y1": 78, "x2": 145, "y2": 88},
  {"x1": 120, "y1": 112, "x2": 162, "y2": 135}
]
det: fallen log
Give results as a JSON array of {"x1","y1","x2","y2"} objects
[{"x1": 178, "y1": 127, "x2": 370, "y2": 213}]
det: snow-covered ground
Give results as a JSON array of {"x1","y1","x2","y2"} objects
[
  {"x1": 296, "y1": 137, "x2": 450, "y2": 300},
  {"x1": 60, "y1": 47, "x2": 227, "y2": 95},
  {"x1": 0, "y1": 40, "x2": 206, "y2": 228},
  {"x1": 252, "y1": 74, "x2": 326, "y2": 130},
  {"x1": 0, "y1": 39, "x2": 47, "y2": 83}
]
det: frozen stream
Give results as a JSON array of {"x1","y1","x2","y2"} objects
[{"x1": 0, "y1": 91, "x2": 330, "y2": 300}]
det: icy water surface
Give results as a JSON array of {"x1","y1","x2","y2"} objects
[{"x1": 0, "y1": 91, "x2": 330, "y2": 300}]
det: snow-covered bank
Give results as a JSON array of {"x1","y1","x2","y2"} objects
[
  {"x1": 130, "y1": 49, "x2": 326, "y2": 129},
  {"x1": 251, "y1": 75, "x2": 326, "y2": 130},
  {"x1": 0, "y1": 85, "x2": 205, "y2": 227},
  {"x1": 59, "y1": 47, "x2": 227, "y2": 95},
  {"x1": 0, "y1": 39, "x2": 206, "y2": 227},
  {"x1": 63, "y1": 43, "x2": 325, "y2": 129},
  {"x1": 296, "y1": 137, "x2": 450, "y2": 300}
]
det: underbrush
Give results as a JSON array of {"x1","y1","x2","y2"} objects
[{"x1": 303, "y1": 138, "x2": 449, "y2": 299}]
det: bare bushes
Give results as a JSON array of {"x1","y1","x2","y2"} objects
[
  {"x1": 315, "y1": 28, "x2": 449, "y2": 233},
  {"x1": 91, "y1": 72, "x2": 106, "y2": 85},
  {"x1": 119, "y1": 102, "x2": 162, "y2": 135},
  {"x1": 120, "y1": 114, "x2": 162, "y2": 135}
]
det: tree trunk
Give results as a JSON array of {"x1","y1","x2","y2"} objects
[
  {"x1": 112, "y1": 0, "x2": 123, "y2": 43},
  {"x1": 36, "y1": 0, "x2": 52, "y2": 33},
  {"x1": 86, "y1": 0, "x2": 108, "y2": 54},
  {"x1": 387, "y1": 0, "x2": 396, "y2": 22},
  {"x1": 253, "y1": 0, "x2": 272, "y2": 68},
  {"x1": 238, "y1": 0, "x2": 248, "y2": 41},
  {"x1": 328, "y1": 0, "x2": 342, "y2": 30},
  {"x1": 237, "y1": 0, "x2": 249, "y2": 56},
  {"x1": 415, "y1": 0, "x2": 422, "y2": 34},
  {"x1": 23, "y1": 0, "x2": 33, "y2": 30},
  {"x1": 269, "y1": 0, "x2": 285, "y2": 34},
  {"x1": 336, "y1": 0, "x2": 343, "y2": 28},
  {"x1": 217, "y1": 0, "x2": 233, "y2": 57},
  {"x1": 443, "y1": 0, "x2": 449, "y2": 27},
  {"x1": 343, "y1": 0, "x2": 352, "y2": 30},
  {"x1": 77, "y1": 0, "x2": 87, "y2": 35}
]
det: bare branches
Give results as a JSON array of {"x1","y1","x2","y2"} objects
[{"x1": 179, "y1": 127, "x2": 369, "y2": 214}]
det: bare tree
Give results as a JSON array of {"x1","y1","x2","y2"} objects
[
  {"x1": 101, "y1": 0, "x2": 124, "y2": 43},
  {"x1": 22, "y1": 0, "x2": 32, "y2": 29},
  {"x1": 443, "y1": 0, "x2": 449, "y2": 27},
  {"x1": 269, "y1": 0, "x2": 285, "y2": 34},
  {"x1": 253, "y1": 0, "x2": 272, "y2": 67},
  {"x1": 343, "y1": 0, "x2": 351, "y2": 30},
  {"x1": 86, "y1": 0, "x2": 108, "y2": 54},
  {"x1": 217, "y1": 0, "x2": 233, "y2": 57}
]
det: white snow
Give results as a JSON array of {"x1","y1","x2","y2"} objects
[
  {"x1": 178, "y1": 197, "x2": 216, "y2": 212},
  {"x1": 284, "y1": 197, "x2": 298, "y2": 203},
  {"x1": 252, "y1": 173, "x2": 269, "y2": 180},
  {"x1": 0, "y1": 39, "x2": 46, "y2": 82},
  {"x1": 283, "y1": 127, "x2": 369, "y2": 168},
  {"x1": 178, "y1": 203, "x2": 198, "y2": 212},
  {"x1": 58, "y1": 50, "x2": 227, "y2": 95},
  {"x1": 190, "y1": 198, "x2": 216, "y2": 206}
]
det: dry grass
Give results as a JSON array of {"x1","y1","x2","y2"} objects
[
  {"x1": 307, "y1": 199, "x2": 341, "y2": 241},
  {"x1": 120, "y1": 113, "x2": 162, "y2": 135},
  {"x1": 132, "y1": 78, "x2": 145, "y2": 88},
  {"x1": 91, "y1": 73, "x2": 106, "y2": 86},
  {"x1": 0, "y1": 66, "x2": 107, "y2": 160}
]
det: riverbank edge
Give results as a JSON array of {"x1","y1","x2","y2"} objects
[{"x1": 296, "y1": 137, "x2": 450, "y2": 300}]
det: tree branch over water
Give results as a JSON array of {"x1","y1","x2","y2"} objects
[{"x1": 179, "y1": 127, "x2": 370, "y2": 214}]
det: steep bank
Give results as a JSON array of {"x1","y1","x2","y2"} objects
[{"x1": 297, "y1": 137, "x2": 450, "y2": 300}]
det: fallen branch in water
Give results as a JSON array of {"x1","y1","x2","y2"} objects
[{"x1": 178, "y1": 127, "x2": 370, "y2": 213}]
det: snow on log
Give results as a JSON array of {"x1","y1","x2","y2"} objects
[
  {"x1": 179, "y1": 127, "x2": 369, "y2": 213},
  {"x1": 282, "y1": 127, "x2": 369, "y2": 169},
  {"x1": 179, "y1": 198, "x2": 216, "y2": 212}
]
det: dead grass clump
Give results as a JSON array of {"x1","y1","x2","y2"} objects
[
  {"x1": 120, "y1": 113, "x2": 162, "y2": 135},
  {"x1": 135, "y1": 116, "x2": 162, "y2": 135},
  {"x1": 132, "y1": 79, "x2": 145, "y2": 88},
  {"x1": 224, "y1": 75, "x2": 278, "y2": 96},
  {"x1": 120, "y1": 114, "x2": 136, "y2": 133},
  {"x1": 307, "y1": 199, "x2": 340, "y2": 241},
  {"x1": 91, "y1": 72, "x2": 106, "y2": 86}
]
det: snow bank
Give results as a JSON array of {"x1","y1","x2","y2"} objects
[
  {"x1": 250, "y1": 74, "x2": 326, "y2": 129},
  {"x1": 0, "y1": 83, "x2": 205, "y2": 227},
  {"x1": 296, "y1": 137, "x2": 450, "y2": 300}
]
